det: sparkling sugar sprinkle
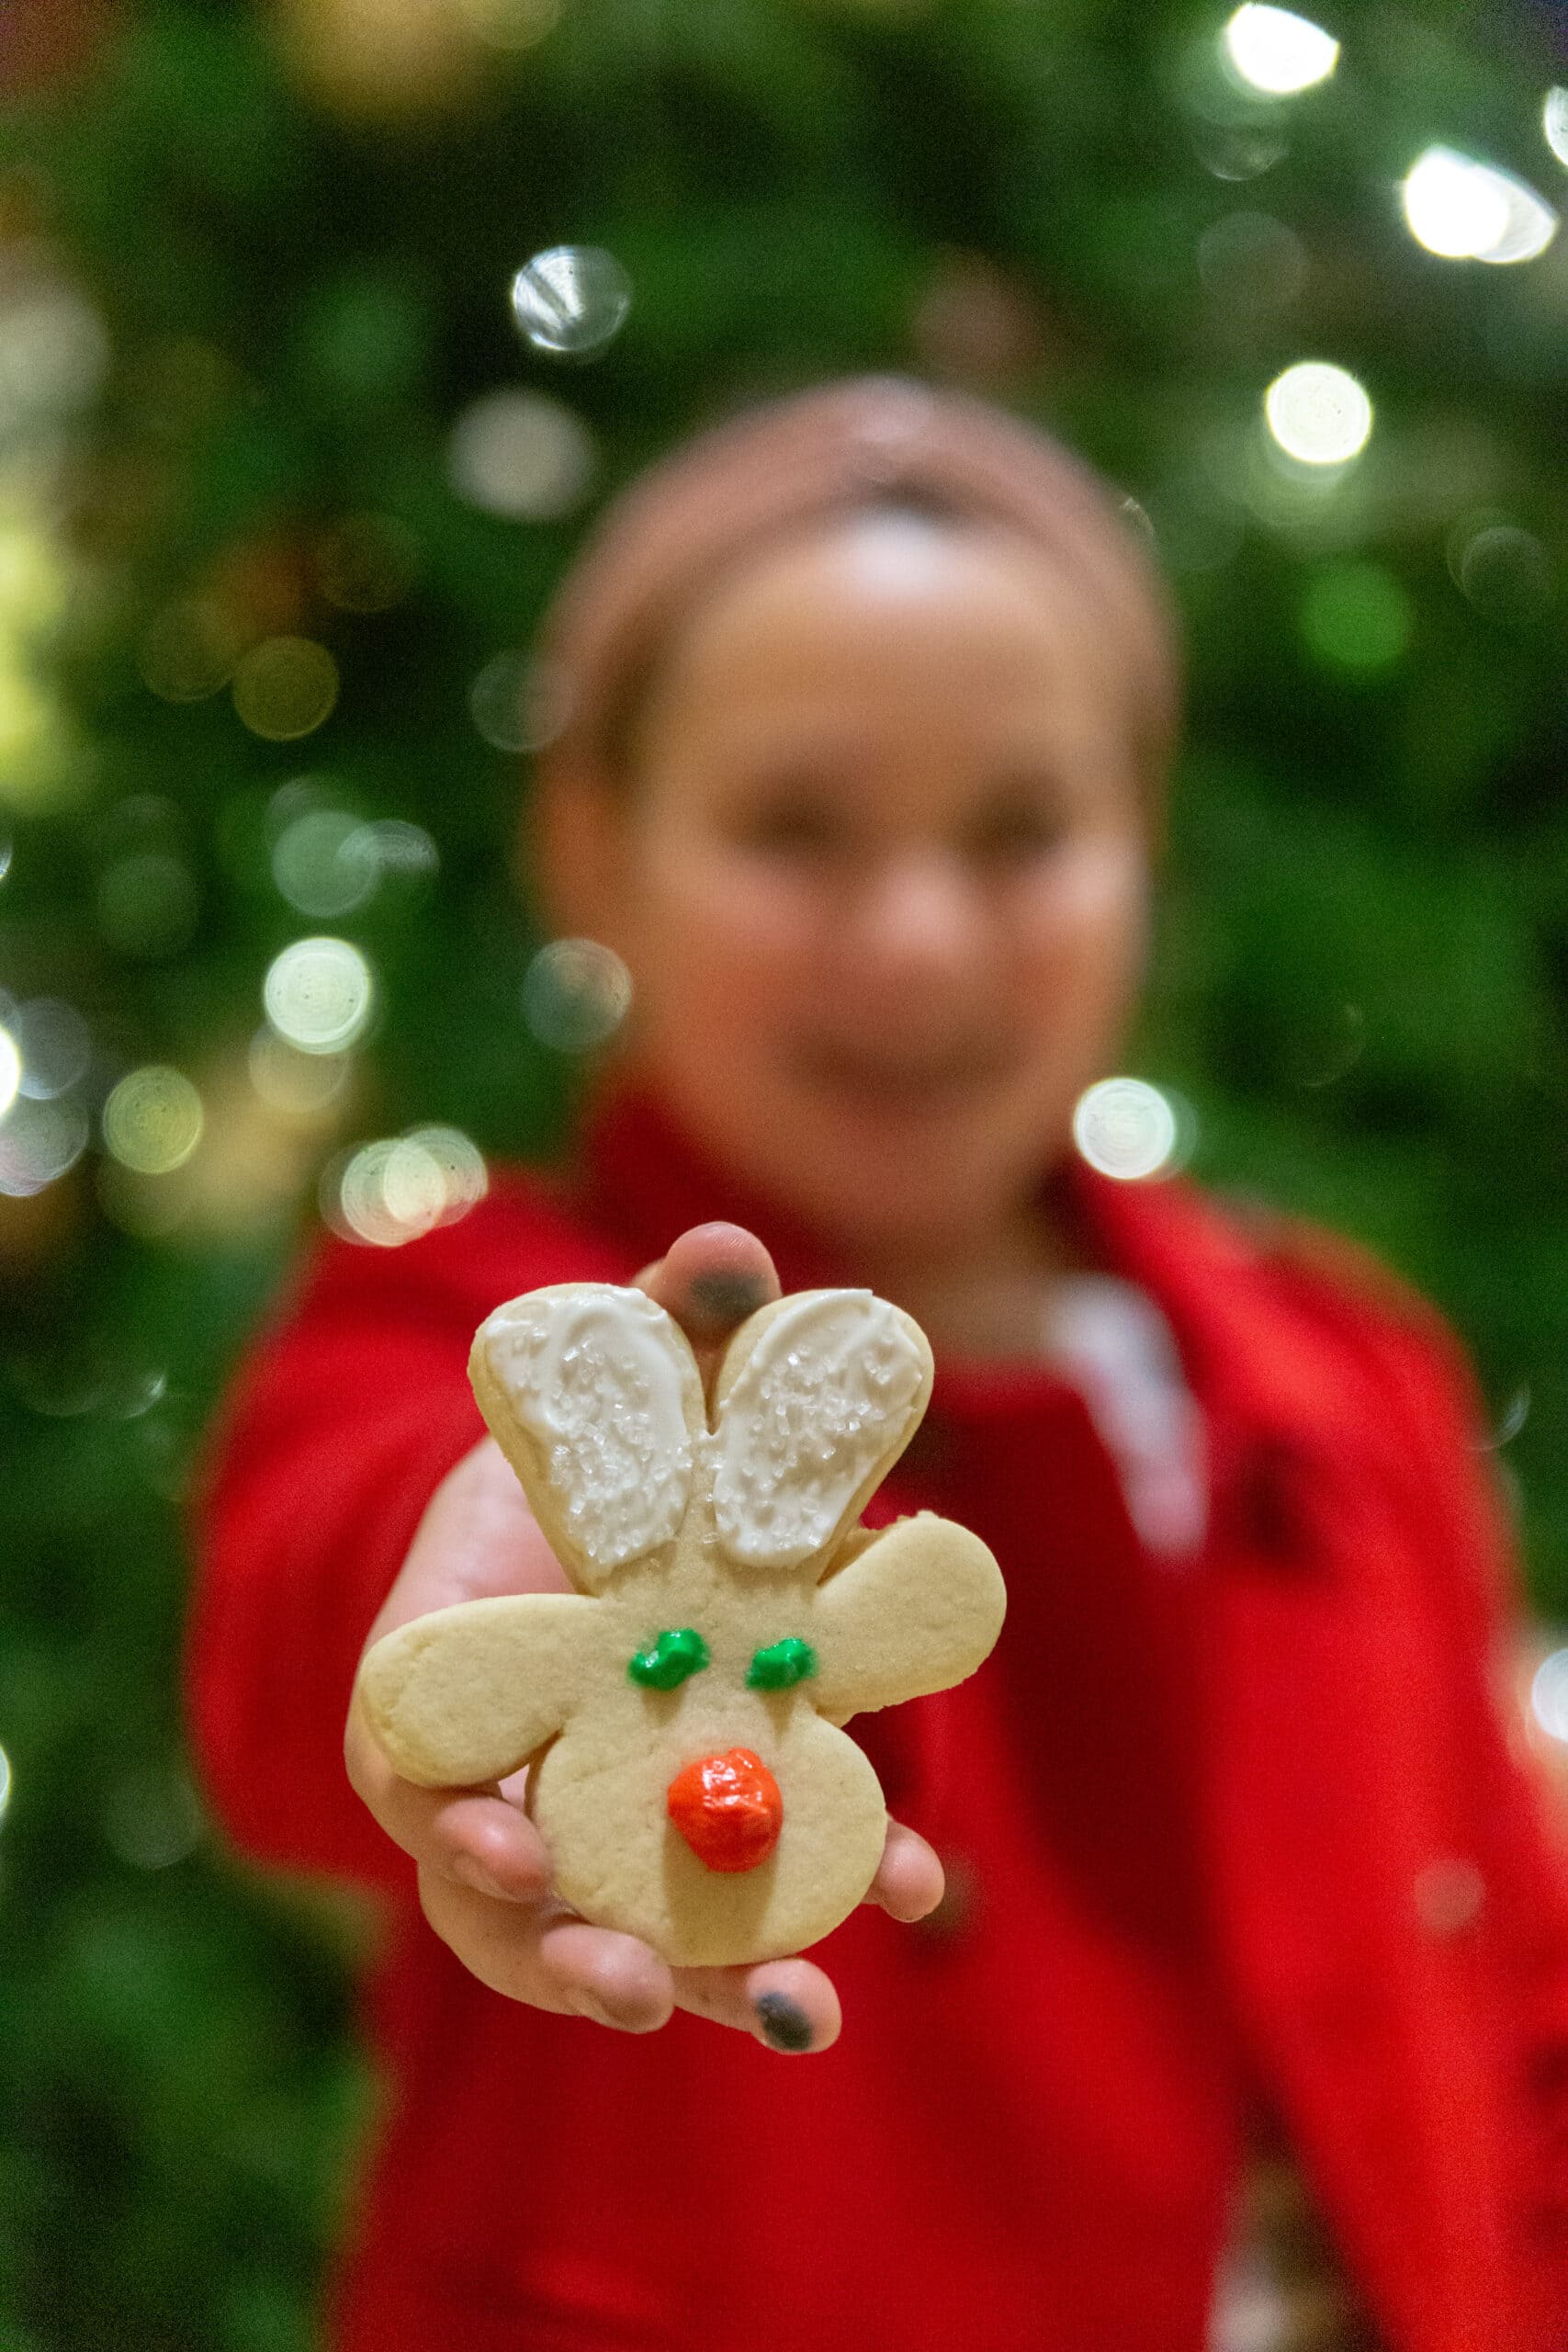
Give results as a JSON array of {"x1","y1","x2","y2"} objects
[{"x1": 710, "y1": 1294, "x2": 926, "y2": 1568}]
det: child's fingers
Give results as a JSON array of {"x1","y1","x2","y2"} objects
[
  {"x1": 863, "y1": 1817, "x2": 945, "y2": 1923},
  {"x1": 632, "y1": 1221, "x2": 781, "y2": 1387},
  {"x1": 345, "y1": 1697, "x2": 553, "y2": 1897},
  {"x1": 417, "y1": 1872, "x2": 675, "y2": 2032},
  {"x1": 674, "y1": 1954, "x2": 841, "y2": 2053},
  {"x1": 534, "y1": 1915, "x2": 677, "y2": 2031}
]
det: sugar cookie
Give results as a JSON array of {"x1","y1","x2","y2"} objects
[{"x1": 355, "y1": 1283, "x2": 1006, "y2": 1967}]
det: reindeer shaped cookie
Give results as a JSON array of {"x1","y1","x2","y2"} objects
[{"x1": 355, "y1": 1283, "x2": 1006, "y2": 1968}]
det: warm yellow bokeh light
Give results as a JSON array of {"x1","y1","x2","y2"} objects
[
  {"x1": 0, "y1": 525, "x2": 68, "y2": 635},
  {"x1": 457, "y1": 0, "x2": 561, "y2": 49},
  {"x1": 1263, "y1": 360, "x2": 1372, "y2": 465},
  {"x1": 0, "y1": 655, "x2": 62, "y2": 804},
  {"x1": 232, "y1": 636, "x2": 340, "y2": 741},
  {"x1": 1222, "y1": 5, "x2": 1338, "y2": 96},
  {"x1": 248, "y1": 1025, "x2": 352, "y2": 1116},
  {"x1": 138, "y1": 600, "x2": 240, "y2": 703},
  {"x1": 103, "y1": 1065, "x2": 206, "y2": 1175}
]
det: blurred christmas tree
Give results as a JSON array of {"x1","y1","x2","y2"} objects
[{"x1": 2, "y1": 1, "x2": 1566, "y2": 2344}]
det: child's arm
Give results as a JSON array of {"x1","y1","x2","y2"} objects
[{"x1": 186, "y1": 1232, "x2": 490, "y2": 1894}]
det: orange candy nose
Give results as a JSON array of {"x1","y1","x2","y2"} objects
[{"x1": 667, "y1": 1747, "x2": 783, "y2": 1873}]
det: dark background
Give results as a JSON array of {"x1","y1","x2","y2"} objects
[{"x1": 2, "y1": 2, "x2": 1565, "y2": 2343}]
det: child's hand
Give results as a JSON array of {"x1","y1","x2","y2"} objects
[{"x1": 344, "y1": 1220, "x2": 945, "y2": 2053}]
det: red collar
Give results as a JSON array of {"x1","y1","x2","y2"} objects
[{"x1": 571, "y1": 1076, "x2": 1370, "y2": 1472}]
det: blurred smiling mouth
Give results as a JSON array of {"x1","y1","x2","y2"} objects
[{"x1": 793, "y1": 1040, "x2": 1013, "y2": 1113}]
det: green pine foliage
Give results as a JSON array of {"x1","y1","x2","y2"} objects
[{"x1": 2, "y1": 1, "x2": 1566, "y2": 2342}]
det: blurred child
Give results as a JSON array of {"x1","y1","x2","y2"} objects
[{"x1": 188, "y1": 379, "x2": 1568, "y2": 2352}]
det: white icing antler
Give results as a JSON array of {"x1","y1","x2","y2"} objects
[
  {"x1": 469, "y1": 1284, "x2": 705, "y2": 1591},
  {"x1": 709, "y1": 1291, "x2": 931, "y2": 1569}
]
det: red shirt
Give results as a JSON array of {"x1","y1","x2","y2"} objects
[{"x1": 187, "y1": 1084, "x2": 1568, "y2": 2352}]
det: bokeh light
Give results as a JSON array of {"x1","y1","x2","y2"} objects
[
  {"x1": 103, "y1": 1066, "x2": 205, "y2": 1175},
  {"x1": 1222, "y1": 6, "x2": 1338, "y2": 96},
  {"x1": 1530, "y1": 1648, "x2": 1568, "y2": 1743},
  {"x1": 1292, "y1": 1000, "x2": 1367, "y2": 1090},
  {"x1": 137, "y1": 600, "x2": 241, "y2": 703},
  {"x1": 1545, "y1": 88, "x2": 1568, "y2": 170},
  {"x1": 0, "y1": 524, "x2": 68, "y2": 638},
  {"x1": 271, "y1": 808, "x2": 379, "y2": 918},
  {"x1": 447, "y1": 390, "x2": 596, "y2": 519},
  {"x1": 352, "y1": 819, "x2": 439, "y2": 882},
  {"x1": 0, "y1": 656, "x2": 62, "y2": 805},
  {"x1": 0, "y1": 1023, "x2": 19, "y2": 1119},
  {"x1": 1448, "y1": 518, "x2": 1553, "y2": 623},
  {"x1": 0, "y1": 1096, "x2": 90, "y2": 1195},
  {"x1": 522, "y1": 938, "x2": 633, "y2": 1051},
  {"x1": 263, "y1": 937, "x2": 375, "y2": 1054},
  {"x1": 231, "y1": 636, "x2": 340, "y2": 741},
  {"x1": 511, "y1": 245, "x2": 632, "y2": 358},
  {"x1": 0, "y1": 1741, "x2": 10, "y2": 1826},
  {"x1": 96, "y1": 853, "x2": 201, "y2": 960},
  {"x1": 406, "y1": 1124, "x2": 489, "y2": 1219},
  {"x1": 12, "y1": 999, "x2": 91, "y2": 1102},
  {"x1": 1301, "y1": 560, "x2": 1413, "y2": 673},
  {"x1": 1263, "y1": 360, "x2": 1372, "y2": 465},
  {"x1": 1071, "y1": 1079, "x2": 1190, "y2": 1180},
  {"x1": 1197, "y1": 210, "x2": 1309, "y2": 312},
  {"x1": 321, "y1": 1124, "x2": 488, "y2": 1247},
  {"x1": 469, "y1": 649, "x2": 571, "y2": 752},
  {"x1": 315, "y1": 513, "x2": 419, "y2": 612},
  {"x1": 1478, "y1": 1383, "x2": 1532, "y2": 1450},
  {"x1": 1403, "y1": 146, "x2": 1558, "y2": 264},
  {"x1": 0, "y1": 277, "x2": 110, "y2": 419},
  {"x1": 248, "y1": 1025, "x2": 352, "y2": 1114},
  {"x1": 102, "y1": 1766, "x2": 206, "y2": 1872},
  {"x1": 1195, "y1": 127, "x2": 1289, "y2": 181},
  {"x1": 457, "y1": 0, "x2": 562, "y2": 50}
]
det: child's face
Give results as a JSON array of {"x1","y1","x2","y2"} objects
[{"x1": 574, "y1": 508, "x2": 1152, "y2": 1253}]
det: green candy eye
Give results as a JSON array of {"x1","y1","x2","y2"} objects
[
  {"x1": 628, "y1": 1628, "x2": 710, "y2": 1690},
  {"x1": 746, "y1": 1637, "x2": 818, "y2": 1692}
]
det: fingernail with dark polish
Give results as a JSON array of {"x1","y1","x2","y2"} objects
[
  {"x1": 685, "y1": 1270, "x2": 769, "y2": 1333},
  {"x1": 754, "y1": 1991, "x2": 815, "y2": 2053}
]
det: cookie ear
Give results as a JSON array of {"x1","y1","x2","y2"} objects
[
  {"x1": 355, "y1": 1593, "x2": 596, "y2": 1786},
  {"x1": 470, "y1": 1284, "x2": 705, "y2": 1592},
  {"x1": 810, "y1": 1513, "x2": 1006, "y2": 1721},
  {"x1": 709, "y1": 1289, "x2": 931, "y2": 1570}
]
